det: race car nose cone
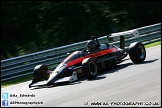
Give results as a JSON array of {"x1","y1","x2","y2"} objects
[{"x1": 46, "y1": 63, "x2": 66, "y2": 85}]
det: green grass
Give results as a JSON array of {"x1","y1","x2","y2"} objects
[
  {"x1": 1, "y1": 74, "x2": 33, "y2": 88},
  {"x1": 144, "y1": 41, "x2": 161, "y2": 48},
  {"x1": 1, "y1": 40, "x2": 161, "y2": 88}
]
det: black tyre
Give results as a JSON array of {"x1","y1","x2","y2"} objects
[
  {"x1": 33, "y1": 64, "x2": 49, "y2": 82},
  {"x1": 82, "y1": 58, "x2": 98, "y2": 80},
  {"x1": 129, "y1": 42, "x2": 146, "y2": 64}
]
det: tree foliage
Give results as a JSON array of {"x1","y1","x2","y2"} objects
[{"x1": 1, "y1": 1, "x2": 161, "y2": 60}]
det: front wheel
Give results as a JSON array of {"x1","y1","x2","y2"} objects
[
  {"x1": 82, "y1": 58, "x2": 98, "y2": 80},
  {"x1": 129, "y1": 42, "x2": 146, "y2": 64},
  {"x1": 33, "y1": 64, "x2": 49, "y2": 82}
]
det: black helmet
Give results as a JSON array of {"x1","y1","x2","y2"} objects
[{"x1": 87, "y1": 40, "x2": 96, "y2": 52}]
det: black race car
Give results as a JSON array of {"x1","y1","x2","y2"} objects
[{"x1": 29, "y1": 35, "x2": 146, "y2": 88}]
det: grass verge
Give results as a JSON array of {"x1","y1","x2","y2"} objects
[
  {"x1": 1, "y1": 40, "x2": 161, "y2": 88},
  {"x1": 1, "y1": 74, "x2": 33, "y2": 88},
  {"x1": 144, "y1": 41, "x2": 161, "y2": 48}
]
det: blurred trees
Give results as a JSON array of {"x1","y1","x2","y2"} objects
[{"x1": 1, "y1": 1, "x2": 161, "y2": 60}]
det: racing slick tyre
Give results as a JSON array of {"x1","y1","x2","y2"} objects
[
  {"x1": 29, "y1": 64, "x2": 49, "y2": 88},
  {"x1": 33, "y1": 64, "x2": 49, "y2": 82},
  {"x1": 82, "y1": 58, "x2": 98, "y2": 80},
  {"x1": 128, "y1": 42, "x2": 146, "y2": 64}
]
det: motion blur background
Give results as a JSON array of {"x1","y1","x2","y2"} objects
[{"x1": 1, "y1": 1, "x2": 161, "y2": 60}]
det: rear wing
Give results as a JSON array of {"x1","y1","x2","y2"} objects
[{"x1": 107, "y1": 29, "x2": 139, "y2": 49}]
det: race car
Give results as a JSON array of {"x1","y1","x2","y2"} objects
[{"x1": 29, "y1": 34, "x2": 146, "y2": 88}]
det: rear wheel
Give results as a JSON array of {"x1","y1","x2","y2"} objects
[
  {"x1": 129, "y1": 42, "x2": 146, "y2": 64},
  {"x1": 82, "y1": 58, "x2": 98, "y2": 80}
]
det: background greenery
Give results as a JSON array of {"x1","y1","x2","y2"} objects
[{"x1": 1, "y1": 1, "x2": 161, "y2": 60}]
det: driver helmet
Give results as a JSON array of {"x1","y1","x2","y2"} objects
[{"x1": 86, "y1": 40, "x2": 96, "y2": 52}]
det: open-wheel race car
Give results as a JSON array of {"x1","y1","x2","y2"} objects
[{"x1": 29, "y1": 33, "x2": 146, "y2": 88}]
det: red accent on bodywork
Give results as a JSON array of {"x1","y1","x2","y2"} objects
[{"x1": 65, "y1": 48, "x2": 117, "y2": 68}]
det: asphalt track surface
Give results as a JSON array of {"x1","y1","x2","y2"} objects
[{"x1": 1, "y1": 45, "x2": 161, "y2": 107}]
